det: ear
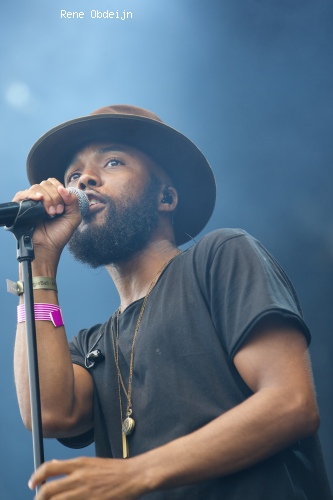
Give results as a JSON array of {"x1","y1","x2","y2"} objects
[{"x1": 159, "y1": 185, "x2": 178, "y2": 213}]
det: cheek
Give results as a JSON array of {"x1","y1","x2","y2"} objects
[{"x1": 108, "y1": 175, "x2": 148, "y2": 201}]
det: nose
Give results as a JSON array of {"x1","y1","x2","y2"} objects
[{"x1": 78, "y1": 169, "x2": 101, "y2": 190}]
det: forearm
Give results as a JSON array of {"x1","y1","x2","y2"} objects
[
  {"x1": 135, "y1": 387, "x2": 319, "y2": 493},
  {"x1": 28, "y1": 386, "x2": 319, "y2": 498},
  {"x1": 14, "y1": 262, "x2": 77, "y2": 434}
]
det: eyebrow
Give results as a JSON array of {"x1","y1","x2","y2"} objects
[{"x1": 95, "y1": 145, "x2": 130, "y2": 155}]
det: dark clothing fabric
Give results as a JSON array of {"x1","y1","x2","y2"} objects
[{"x1": 60, "y1": 229, "x2": 332, "y2": 499}]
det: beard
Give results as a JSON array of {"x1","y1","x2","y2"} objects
[{"x1": 67, "y1": 175, "x2": 161, "y2": 268}]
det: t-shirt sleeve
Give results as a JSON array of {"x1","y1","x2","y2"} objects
[
  {"x1": 57, "y1": 325, "x2": 103, "y2": 450},
  {"x1": 202, "y1": 231, "x2": 311, "y2": 359},
  {"x1": 68, "y1": 326, "x2": 97, "y2": 368}
]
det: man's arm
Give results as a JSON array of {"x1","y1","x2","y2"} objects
[
  {"x1": 13, "y1": 181, "x2": 94, "y2": 437},
  {"x1": 142, "y1": 318, "x2": 319, "y2": 486},
  {"x1": 15, "y1": 311, "x2": 93, "y2": 437},
  {"x1": 29, "y1": 318, "x2": 319, "y2": 499}
]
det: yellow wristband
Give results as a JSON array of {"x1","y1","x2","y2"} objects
[
  {"x1": 7, "y1": 277, "x2": 57, "y2": 296},
  {"x1": 32, "y1": 277, "x2": 57, "y2": 292}
]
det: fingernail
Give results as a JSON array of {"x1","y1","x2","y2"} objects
[
  {"x1": 48, "y1": 206, "x2": 56, "y2": 215},
  {"x1": 56, "y1": 204, "x2": 64, "y2": 214},
  {"x1": 28, "y1": 479, "x2": 33, "y2": 490}
]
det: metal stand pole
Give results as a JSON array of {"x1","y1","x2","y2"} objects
[{"x1": 6, "y1": 201, "x2": 47, "y2": 495}]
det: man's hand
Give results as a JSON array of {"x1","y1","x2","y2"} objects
[
  {"x1": 13, "y1": 179, "x2": 83, "y2": 267},
  {"x1": 29, "y1": 457, "x2": 149, "y2": 500}
]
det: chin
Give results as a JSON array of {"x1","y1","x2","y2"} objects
[{"x1": 79, "y1": 213, "x2": 104, "y2": 231}]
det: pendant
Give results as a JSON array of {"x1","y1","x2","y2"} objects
[
  {"x1": 122, "y1": 417, "x2": 135, "y2": 458},
  {"x1": 122, "y1": 416, "x2": 135, "y2": 436},
  {"x1": 122, "y1": 432, "x2": 129, "y2": 459}
]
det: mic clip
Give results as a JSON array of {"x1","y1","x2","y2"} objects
[{"x1": 85, "y1": 349, "x2": 104, "y2": 369}]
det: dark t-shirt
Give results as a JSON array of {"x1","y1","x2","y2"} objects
[{"x1": 60, "y1": 229, "x2": 332, "y2": 499}]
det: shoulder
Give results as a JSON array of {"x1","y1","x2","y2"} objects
[
  {"x1": 175, "y1": 228, "x2": 260, "y2": 291},
  {"x1": 197, "y1": 228, "x2": 249, "y2": 247},
  {"x1": 182, "y1": 229, "x2": 299, "y2": 305},
  {"x1": 188, "y1": 228, "x2": 292, "y2": 285},
  {"x1": 187, "y1": 228, "x2": 261, "y2": 262}
]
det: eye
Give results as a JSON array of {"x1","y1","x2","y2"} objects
[
  {"x1": 105, "y1": 157, "x2": 123, "y2": 168},
  {"x1": 66, "y1": 171, "x2": 81, "y2": 185}
]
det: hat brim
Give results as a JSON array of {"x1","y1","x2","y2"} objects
[{"x1": 27, "y1": 114, "x2": 216, "y2": 245}]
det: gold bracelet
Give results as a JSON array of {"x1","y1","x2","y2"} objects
[
  {"x1": 7, "y1": 276, "x2": 57, "y2": 296},
  {"x1": 32, "y1": 277, "x2": 57, "y2": 292}
]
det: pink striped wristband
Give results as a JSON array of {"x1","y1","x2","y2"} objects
[{"x1": 17, "y1": 303, "x2": 64, "y2": 328}]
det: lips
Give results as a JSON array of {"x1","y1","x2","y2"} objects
[
  {"x1": 84, "y1": 191, "x2": 107, "y2": 216},
  {"x1": 85, "y1": 191, "x2": 105, "y2": 205}
]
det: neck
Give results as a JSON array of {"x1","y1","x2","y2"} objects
[{"x1": 106, "y1": 238, "x2": 180, "y2": 312}]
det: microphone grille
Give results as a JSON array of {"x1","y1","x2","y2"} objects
[{"x1": 67, "y1": 188, "x2": 90, "y2": 217}]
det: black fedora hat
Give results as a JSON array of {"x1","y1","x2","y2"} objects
[{"x1": 27, "y1": 105, "x2": 216, "y2": 245}]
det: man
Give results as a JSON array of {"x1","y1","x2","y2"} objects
[{"x1": 13, "y1": 105, "x2": 331, "y2": 499}]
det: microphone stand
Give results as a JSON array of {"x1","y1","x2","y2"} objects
[{"x1": 6, "y1": 201, "x2": 47, "y2": 495}]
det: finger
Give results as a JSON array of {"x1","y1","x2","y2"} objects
[
  {"x1": 13, "y1": 179, "x2": 65, "y2": 216},
  {"x1": 38, "y1": 488, "x2": 88, "y2": 500},
  {"x1": 58, "y1": 186, "x2": 80, "y2": 209},
  {"x1": 12, "y1": 189, "x2": 43, "y2": 203},
  {"x1": 33, "y1": 475, "x2": 85, "y2": 500},
  {"x1": 39, "y1": 179, "x2": 66, "y2": 215},
  {"x1": 29, "y1": 459, "x2": 76, "y2": 490}
]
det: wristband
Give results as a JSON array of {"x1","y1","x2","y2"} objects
[
  {"x1": 17, "y1": 303, "x2": 64, "y2": 328},
  {"x1": 32, "y1": 277, "x2": 57, "y2": 292},
  {"x1": 7, "y1": 277, "x2": 57, "y2": 296}
]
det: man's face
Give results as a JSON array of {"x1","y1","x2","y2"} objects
[{"x1": 65, "y1": 142, "x2": 163, "y2": 267}]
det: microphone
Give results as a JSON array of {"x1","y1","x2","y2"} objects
[{"x1": 0, "y1": 188, "x2": 90, "y2": 228}]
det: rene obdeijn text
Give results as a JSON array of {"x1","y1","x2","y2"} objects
[{"x1": 60, "y1": 10, "x2": 133, "y2": 20}]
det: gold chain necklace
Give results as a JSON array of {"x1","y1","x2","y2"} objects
[{"x1": 111, "y1": 249, "x2": 181, "y2": 458}]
